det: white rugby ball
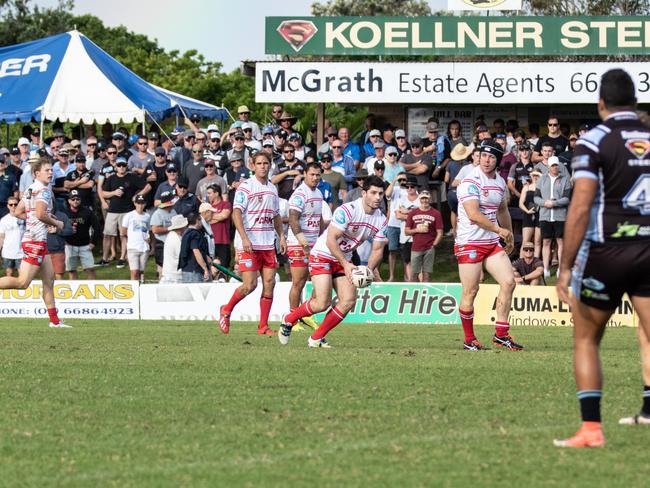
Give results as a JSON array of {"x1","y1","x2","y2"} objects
[{"x1": 350, "y1": 266, "x2": 374, "y2": 288}]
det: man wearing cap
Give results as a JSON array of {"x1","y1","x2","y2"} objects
[
  {"x1": 455, "y1": 140, "x2": 521, "y2": 351},
  {"x1": 344, "y1": 169, "x2": 369, "y2": 204},
  {"x1": 237, "y1": 105, "x2": 261, "y2": 141},
  {"x1": 241, "y1": 122, "x2": 262, "y2": 151},
  {"x1": 64, "y1": 153, "x2": 95, "y2": 210},
  {"x1": 178, "y1": 213, "x2": 211, "y2": 283},
  {"x1": 533, "y1": 116, "x2": 569, "y2": 163},
  {"x1": 111, "y1": 132, "x2": 130, "y2": 160},
  {"x1": 288, "y1": 132, "x2": 306, "y2": 161},
  {"x1": 512, "y1": 242, "x2": 544, "y2": 286},
  {"x1": 394, "y1": 129, "x2": 410, "y2": 159},
  {"x1": 63, "y1": 189, "x2": 99, "y2": 280},
  {"x1": 29, "y1": 129, "x2": 41, "y2": 153},
  {"x1": 168, "y1": 126, "x2": 185, "y2": 160},
  {"x1": 102, "y1": 157, "x2": 149, "y2": 268},
  {"x1": 196, "y1": 157, "x2": 227, "y2": 202},
  {"x1": 17, "y1": 137, "x2": 31, "y2": 166},
  {"x1": 507, "y1": 143, "x2": 535, "y2": 208},
  {"x1": 261, "y1": 138, "x2": 275, "y2": 159},
  {"x1": 173, "y1": 176, "x2": 199, "y2": 217},
  {"x1": 405, "y1": 191, "x2": 444, "y2": 282},
  {"x1": 224, "y1": 153, "x2": 251, "y2": 204},
  {"x1": 52, "y1": 147, "x2": 75, "y2": 208},
  {"x1": 206, "y1": 131, "x2": 228, "y2": 176},
  {"x1": 146, "y1": 132, "x2": 159, "y2": 156},
  {"x1": 393, "y1": 175, "x2": 420, "y2": 280},
  {"x1": 400, "y1": 135, "x2": 434, "y2": 191},
  {"x1": 363, "y1": 140, "x2": 386, "y2": 173},
  {"x1": 226, "y1": 131, "x2": 250, "y2": 169},
  {"x1": 318, "y1": 126, "x2": 339, "y2": 155},
  {"x1": 150, "y1": 190, "x2": 178, "y2": 278},
  {"x1": 160, "y1": 214, "x2": 187, "y2": 283},
  {"x1": 534, "y1": 156, "x2": 572, "y2": 279},
  {"x1": 362, "y1": 129, "x2": 382, "y2": 161},
  {"x1": 278, "y1": 111, "x2": 298, "y2": 137},
  {"x1": 120, "y1": 195, "x2": 151, "y2": 282}
]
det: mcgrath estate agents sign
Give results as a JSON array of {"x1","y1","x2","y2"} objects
[
  {"x1": 266, "y1": 16, "x2": 650, "y2": 56},
  {"x1": 256, "y1": 62, "x2": 650, "y2": 104}
]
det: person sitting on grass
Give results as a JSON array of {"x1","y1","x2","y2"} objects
[{"x1": 120, "y1": 195, "x2": 151, "y2": 283}]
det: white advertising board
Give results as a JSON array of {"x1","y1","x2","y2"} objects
[
  {"x1": 139, "y1": 282, "x2": 293, "y2": 322},
  {"x1": 0, "y1": 280, "x2": 139, "y2": 320},
  {"x1": 256, "y1": 62, "x2": 650, "y2": 104}
]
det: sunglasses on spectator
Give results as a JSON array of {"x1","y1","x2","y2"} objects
[
  {"x1": 284, "y1": 150, "x2": 295, "y2": 153},
  {"x1": 166, "y1": 169, "x2": 177, "y2": 173},
  {"x1": 59, "y1": 154, "x2": 69, "y2": 157},
  {"x1": 397, "y1": 179, "x2": 406, "y2": 184},
  {"x1": 272, "y1": 109, "x2": 282, "y2": 114},
  {"x1": 137, "y1": 142, "x2": 147, "y2": 146},
  {"x1": 548, "y1": 123, "x2": 559, "y2": 127},
  {"x1": 396, "y1": 136, "x2": 405, "y2": 140},
  {"x1": 87, "y1": 143, "x2": 97, "y2": 146},
  {"x1": 411, "y1": 144, "x2": 422, "y2": 148},
  {"x1": 69, "y1": 197, "x2": 81, "y2": 202},
  {"x1": 406, "y1": 184, "x2": 416, "y2": 188},
  {"x1": 107, "y1": 151, "x2": 117, "y2": 155},
  {"x1": 155, "y1": 154, "x2": 165, "y2": 157},
  {"x1": 196, "y1": 137, "x2": 206, "y2": 141},
  {"x1": 331, "y1": 145, "x2": 342, "y2": 149},
  {"x1": 234, "y1": 137, "x2": 244, "y2": 141},
  {"x1": 116, "y1": 163, "x2": 127, "y2": 167},
  {"x1": 193, "y1": 150, "x2": 203, "y2": 153},
  {"x1": 204, "y1": 164, "x2": 215, "y2": 168},
  {"x1": 387, "y1": 153, "x2": 397, "y2": 157},
  {"x1": 239, "y1": 112, "x2": 250, "y2": 115},
  {"x1": 7, "y1": 203, "x2": 17, "y2": 207},
  {"x1": 243, "y1": 129, "x2": 252, "y2": 132},
  {"x1": 321, "y1": 159, "x2": 332, "y2": 163},
  {"x1": 177, "y1": 185, "x2": 188, "y2": 189},
  {"x1": 523, "y1": 248, "x2": 534, "y2": 252}
]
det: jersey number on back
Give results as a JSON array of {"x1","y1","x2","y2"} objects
[{"x1": 623, "y1": 174, "x2": 650, "y2": 215}]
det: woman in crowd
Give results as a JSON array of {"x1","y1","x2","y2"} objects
[{"x1": 519, "y1": 170, "x2": 542, "y2": 258}]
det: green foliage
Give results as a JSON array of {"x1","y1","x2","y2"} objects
[
  {"x1": 312, "y1": 0, "x2": 431, "y2": 16},
  {"x1": 1, "y1": 321, "x2": 648, "y2": 485},
  {"x1": 525, "y1": 0, "x2": 649, "y2": 15}
]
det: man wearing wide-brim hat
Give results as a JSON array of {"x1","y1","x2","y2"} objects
[
  {"x1": 278, "y1": 111, "x2": 298, "y2": 136},
  {"x1": 160, "y1": 214, "x2": 188, "y2": 283},
  {"x1": 237, "y1": 105, "x2": 261, "y2": 141}
]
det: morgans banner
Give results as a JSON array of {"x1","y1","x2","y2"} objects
[
  {"x1": 256, "y1": 62, "x2": 650, "y2": 104},
  {"x1": 265, "y1": 16, "x2": 650, "y2": 56}
]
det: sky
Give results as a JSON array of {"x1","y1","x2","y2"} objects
[{"x1": 37, "y1": 0, "x2": 448, "y2": 73}]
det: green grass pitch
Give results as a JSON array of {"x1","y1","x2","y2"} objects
[{"x1": 1, "y1": 320, "x2": 649, "y2": 487}]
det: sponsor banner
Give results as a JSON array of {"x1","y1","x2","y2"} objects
[
  {"x1": 265, "y1": 16, "x2": 650, "y2": 56},
  {"x1": 139, "y1": 282, "x2": 292, "y2": 322},
  {"x1": 447, "y1": 0, "x2": 522, "y2": 11},
  {"x1": 0, "y1": 280, "x2": 139, "y2": 319},
  {"x1": 303, "y1": 282, "x2": 461, "y2": 324},
  {"x1": 473, "y1": 284, "x2": 636, "y2": 327},
  {"x1": 256, "y1": 62, "x2": 650, "y2": 104}
]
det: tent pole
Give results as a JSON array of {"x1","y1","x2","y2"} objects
[
  {"x1": 40, "y1": 112, "x2": 45, "y2": 149},
  {"x1": 141, "y1": 107, "x2": 146, "y2": 135}
]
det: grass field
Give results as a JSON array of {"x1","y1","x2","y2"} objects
[{"x1": 2, "y1": 320, "x2": 649, "y2": 487}]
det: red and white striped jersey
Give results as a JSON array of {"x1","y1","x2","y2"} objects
[
  {"x1": 23, "y1": 179, "x2": 53, "y2": 243},
  {"x1": 233, "y1": 176, "x2": 279, "y2": 251},
  {"x1": 287, "y1": 183, "x2": 324, "y2": 247},
  {"x1": 455, "y1": 165, "x2": 506, "y2": 247},
  {"x1": 311, "y1": 198, "x2": 387, "y2": 261}
]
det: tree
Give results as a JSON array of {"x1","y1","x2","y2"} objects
[
  {"x1": 312, "y1": 0, "x2": 431, "y2": 16},
  {"x1": 525, "y1": 0, "x2": 649, "y2": 15}
]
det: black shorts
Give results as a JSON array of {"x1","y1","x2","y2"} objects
[
  {"x1": 447, "y1": 191, "x2": 458, "y2": 214},
  {"x1": 572, "y1": 241, "x2": 650, "y2": 310},
  {"x1": 214, "y1": 243, "x2": 231, "y2": 269},
  {"x1": 540, "y1": 220, "x2": 564, "y2": 239},
  {"x1": 154, "y1": 239, "x2": 165, "y2": 267},
  {"x1": 522, "y1": 211, "x2": 539, "y2": 229},
  {"x1": 401, "y1": 241, "x2": 412, "y2": 264}
]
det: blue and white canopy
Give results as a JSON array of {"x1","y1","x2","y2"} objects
[{"x1": 0, "y1": 31, "x2": 229, "y2": 124}]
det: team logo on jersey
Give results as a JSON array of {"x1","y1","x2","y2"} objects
[
  {"x1": 582, "y1": 276, "x2": 605, "y2": 291},
  {"x1": 235, "y1": 191, "x2": 245, "y2": 204},
  {"x1": 334, "y1": 208, "x2": 347, "y2": 225},
  {"x1": 468, "y1": 184, "x2": 480, "y2": 196},
  {"x1": 625, "y1": 139, "x2": 650, "y2": 159},
  {"x1": 276, "y1": 20, "x2": 318, "y2": 52},
  {"x1": 291, "y1": 195, "x2": 304, "y2": 207}
]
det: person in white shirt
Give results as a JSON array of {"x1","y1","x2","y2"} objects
[
  {"x1": 160, "y1": 214, "x2": 187, "y2": 283},
  {"x1": 0, "y1": 196, "x2": 25, "y2": 276},
  {"x1": 280, "y1": 175, "x2": 388, "y2": 348},
  {"x1": 120, "y1": 195, "x2": 151, "y2": 282}
]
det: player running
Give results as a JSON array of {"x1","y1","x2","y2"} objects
[
  {"x1": 455, "y1": 140, "x2": 519, "y2": 351},
  {"x1": 218, "y1": 152, "x2": 286, "y2": 336},
  {"x1": 555, "y1": 69, "x2": 650, "y2": 448},
  {"x1": 0, "y1": 157, "x2": 70, "y2": 328},
  {"x1": 279, "y1": 175, "x2": 388, "y2": 348},
  {"x1": 286, "y1": 162, "x2": 325, "y2": 331}
]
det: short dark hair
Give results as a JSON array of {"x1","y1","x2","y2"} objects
[
  {"x1": 600, "y1": 69, "x2": 636, "y2": 109},
  {"x1": 362, "y1": 175, "x2": 385, "y2": 192},
  {"x1": 304, "y1": 162, "x2": 321, "y2": 173},
  {"x1": 253, "y1": 151, "x2": 271, "y2": 165},
  {"x1": 186, "y1": 213, "x2": 198, "y2": 226},
  {"x1": 282, "y1": 143, "x2": 294, "y2": 152},
  {"x1": 207, "y1": 184, "x2": 222, "y2": 195},
  {"x1": 541, "y1": 141, "x2": 554, "y2": 150}
]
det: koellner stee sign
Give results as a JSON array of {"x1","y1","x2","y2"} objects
[
  {"x1": 255, "y1": 62, "x2": 650, "y2": 104},
  {"x1": 265, "y1": 16, "x2": 650, "y2": 56}
]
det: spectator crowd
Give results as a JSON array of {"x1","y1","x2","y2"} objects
[{"x1": 0, "y1": 106, "x2": 586, "y2": 285}]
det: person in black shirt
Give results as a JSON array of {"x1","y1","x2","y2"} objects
[
  {"x1": 271, "y1": 143, "x2": 305, "y2": 199},
  {"x1": 173, "y1": 176, "x2": 199, "y2": 217},
  {"x1": 101, "y1": 157, "x2": 149, "y2": 267},
  {"x1": 178, "y1": 213, "x2": 211, "y2": 282},
  {"x1": 63, "y1": 189, "x2": 99, "y2": 279},
  {"x1": 557, "y1": 132, "x2": 578, "y2": 171},
  {"x1": 533, "y1": 116, "x2": 569, "y2": 163},
  {"x1": 555, "y1": 69, "x2": 650, "y2": 448},
  {"x1": 64, "y1": 153, "x2": 95, "y2": 209}
]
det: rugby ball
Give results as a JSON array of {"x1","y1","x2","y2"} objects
[{"x1": 351, "y1": 266, "x2": 374, "y2": 288}]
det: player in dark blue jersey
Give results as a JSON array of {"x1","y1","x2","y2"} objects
[{"x1": 555, "y1": 69, "x2": 650, "y2": 448}]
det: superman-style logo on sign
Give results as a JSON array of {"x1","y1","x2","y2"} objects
[
  {"x1": 625, "y1": 139, "x2": 650, "y2": 159},
  {"x1": 277, "y1": 20, "x2": 318, "y2": 52}
]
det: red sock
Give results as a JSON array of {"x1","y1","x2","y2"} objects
[
  {"x1": 286, "y1": 300, "x2": 313, "y2": 325},
  {"x1": 311, "y1": 306, "x2": 346, "y2": 340},
  {"x1": 495, "y1": 320, "x2": 509, "y2": 337},
  {"x1": 259, "y1": 295, "x2": 273, "y2": 329},
  {"x1": 222, "y1": 289, "x2": 244, "y2": 315},
  {"x1": 459, "y1": 308, "x2": 475, "y2": 342},
  {"x1": 47, "y1": 307, "x2": 60, "y2": 325}
]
